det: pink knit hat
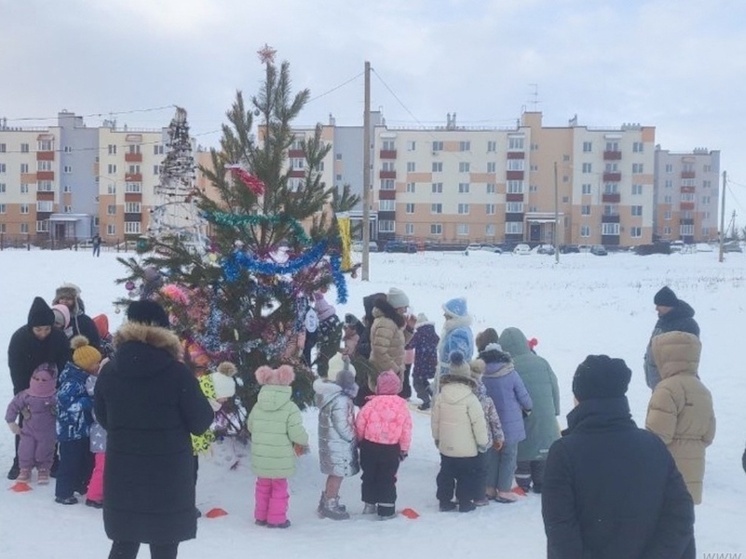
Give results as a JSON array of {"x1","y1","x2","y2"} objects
[
  {"x1": 28, "y1": 364, "x2": 57, "y2": 398},
  {"x1": 313, "y1": 291, "x2": 336, "y2": 322},
  {"x1": 255, "y1": 364, "x2": 295, "y2": 386},
  {"x1": 51, "y1": 304, "x2": 70, "y2": 330},
  {"x1": 376, "y1": 370, "x2": 401, "y2": 395}
]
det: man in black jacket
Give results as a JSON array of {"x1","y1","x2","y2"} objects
[
  {"x1": 542, "y1": 355, "x2": 695, "y2": 559},
  {"x1": 7, "y1": 297, "x2": 69, "y2": 479},
  {"x1": 644, "y1": 286, "x2": 699, "y2": 389}
]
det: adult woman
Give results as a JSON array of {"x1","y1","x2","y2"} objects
[{"x1": 94, "y1": 300, "x2": 213, "y2": 559}]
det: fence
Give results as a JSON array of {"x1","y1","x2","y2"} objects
[{"x1": 0, "y1": 234, "x2": 137, "y2": 252}]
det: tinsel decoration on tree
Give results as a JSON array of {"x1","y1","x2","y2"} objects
[{"x1": 115, "y1": 48, "x2": 359, "y2": 441}]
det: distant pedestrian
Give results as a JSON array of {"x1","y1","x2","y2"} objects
[
  {"x1": 92, "y1": 235, "x2": 102, "y2": 257},
  {"x1": 644, "y1": 286, "x2": 699, "y2": 390}
]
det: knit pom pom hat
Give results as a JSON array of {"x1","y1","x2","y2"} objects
[
  {"x1": 376, "y1": 370, "x2": 402, "y2": 395},
  {"x1": 210, "y1": 362, "x2": 237, "y2": 399},
  {"x1": 255, "y1": 364, "x2": 295, "y2": 386},
  {"x1": 71, "y1": 335, "x2": 102, "y2": 372},
  {"x1": 448, "y1": 350, "x2": 472, "y2": 379}
]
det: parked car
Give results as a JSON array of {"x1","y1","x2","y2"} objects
[
  {"x1": 634, "y1": 243, "x2": 671, "y2": 256},
  {"x1": 352, "y1": 240, "x2": 378, "y2": 252},
  {"x1": 513, "y1": 243, "x2": 531, "y2": 255},
  {"x1": 670, "y1": 240, "x2": 686, "y2": 253},
  {"x1": 696, "y1": 243, "x2": 714, "y2": 252},
  {"x1": 723, "y1": 240, "x2": 743, "y2": 253},
  {"x1": 385, "y1": 240, "x2": 417, "y2": 253},
  {"x1": 534, "y1": 244, "x2": 556, "y2": 255},
  {"x1": 590, "y1": 244, "x2": 608, "y2": 256},
  {"x1": 559, "y1": 244, "x2": 580, "y2": 254},
  {"x1": 480, "y1": 244, "x2": 503, "y2": 254},
  {"x1": 578, "y1": 244, "x2": 592, "y2": 253},
  {"x1": 466, "y1": 243, "x2": 482, "y2": 253}
]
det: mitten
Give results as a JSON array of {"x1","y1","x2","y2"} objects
[
  {"x1": 522, "y1": 409, "x2": 532, "y2": 419},
  {"x1": 7, "y1": 422, "x2": 20, "y2": 435},
  {"x1": 493, "y1": 439, "x2": 504, "y2": 451},
  {"x1": 399, "y1": 451, "x2": 408, "y2": 462},
  {"x1": 293, "y1": 443, "x2": 309, "y2": 457}
]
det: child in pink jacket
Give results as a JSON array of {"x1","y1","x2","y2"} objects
[{"x1": 355, "y1": 370, "x2": 412, "y2": 520}]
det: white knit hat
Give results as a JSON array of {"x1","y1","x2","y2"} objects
[
  {"x1": 210, "y1": 362, "x2": 237, "y2": 399},
  {"x1": 387, "y1": 287, "x2": 409, "y2": 309}
]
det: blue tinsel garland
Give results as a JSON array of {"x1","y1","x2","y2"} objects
[
  {"x1": 223, "y1": 240, "x2": 329, "y2": 282},
  {"x1": 329, "y1": 253, "x2": 348, "y2": 304}
]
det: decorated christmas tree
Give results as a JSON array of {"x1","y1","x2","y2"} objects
[{"x1": 116, "y1": 46, "x2": 359, "y2": 440}]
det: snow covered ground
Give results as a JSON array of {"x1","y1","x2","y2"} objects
[{"x1": 1, "y1": 248, "x2": 745, "y2": 558}]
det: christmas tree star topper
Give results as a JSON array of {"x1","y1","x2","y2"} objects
[{"x1": 257, "y1": 44, "x2": 276, "y2": 64}]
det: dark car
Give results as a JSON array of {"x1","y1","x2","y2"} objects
[
  {"x1": 385, "y1": 240, "x2": 418, "y2": 253},
  {"x1": 560, "y1": 244, "x2": 580, "y2": 254},
  {"x1": 590, "y1": 244, "x2": 608, "y2": 256}
]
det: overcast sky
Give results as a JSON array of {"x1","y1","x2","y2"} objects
[{"x1": 2, "y1": 0, "x2": 745, "y2": 225}]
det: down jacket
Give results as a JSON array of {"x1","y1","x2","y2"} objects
[
  {"x1": 646, "y1": 331, "x2": 715, "y2": 504},
  {"x1": 432, "y1": 378, "x2": 489, "y2": 457},
  {"x1": 355, "y1": 395, "x2": 412, "y2": 452},
  {"x1": 644, "y1": 300, "x2": 700, "y2": 389},
  {"x1": 248, "y1": 384, "x2": 309, "y2": 479},
  {"x1": 480, "y1": 350, "x2": 533, "y2": 445},
  {"x1": 500, "y1": 327, "x2": 561, "y2": 461},
  {"x1": 314, "y1": 378, "x2": 359, "y2": 477},
  {"x1": 368, "y1": 299, "x2": 407, "y2": 388}
]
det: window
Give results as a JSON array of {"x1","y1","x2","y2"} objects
[
  {"x1": 405, "y1": 203, "x2": 415, "y2": 214},
  {"x1": 381, "y1": 161, "x2": 395, "y2": 172},
  {"x1": 335, "y1": 174, "x2": 342, "y2": 182},
  {"x1": 38, "y1": 139, "x2": 53, "y2": 151},
  {"x1": 603, "y1": 205, "x2": 618, "y2": 216},
  {"x1": 663, "y1": 226, "x2": 672, "y2": 235},
  {"x1": 432, "y1": 162, "x2": 443, "y2": 173},
  {"x1": 107, "y1": 224, "x2": 116, "y2": 236},
  {"x1": 431, "y1": 182, "x2": 443, "y2": 194},
  {"x1": 664, "y1": 210, "x2": 672, "y2": 220},
  {"x1": 380, "y1": 179, "x2": 395, "y2": 190},
  {"x1": 0, "y1": 204, "x2": 4, "y2": 213},
  {"x1": 125, "y1": 222, "x2": 141, "y2": 234},
  {"x1": 429, "y1": 223, "x2": 443, "y2": 236},
  {"x1": 632, "y1": 184, "x2": 643, "y2": 195},
  {"x1": 631, "y1": 205, "x2": 643, "y2": 216},
  {"x1": 459, "y1": 141, "x2": 471, "y2": 152},
  {"x1": 703, "y1": 180, "x2": 711, "y2": 188},
  {"x1": 406, "y1": 182, "x2": 415, "y2": 193},
  {"x1": 508, "y1": 137, "x2": 524, "y2": 150},
  {"x1": 64, "y1": 205, "x2": 72, "y2": 213},
  {"x1": 505, "y1": 222, "x2": 523, "y2": 234},
  {"x1": 107, "y1": 164, "x2": 117, "y2": 174},
  {"x1": 681, "y1": 179, "x2": 695, "y2": 187},
  {"x1": 507, "y1": 159, "x2": 524, "y2": 171},
  {"x1": 36, "y1": 200, "x2": 53, "y2": 212},
  {"x1": 153, "y1": 165, "x2": 161, "y2": 175},
  {"x1": 486, "y1": 183, "x2": 496, "y2": 194},
  {"x1": 605, "y1": 141, "x2": 619, "y2": 152},
  {"x1": 336, "y1": 153, "x2": 342, "y2": 160},
  {"x1": 405, "y1": 223, "x2": 414, "y2": 235},
  {"x1": 680, "y1": 224, "x2": 694, "y2": 236},
  {"x1": 20, "y1": 223, "x2": 29, "y2": 233},
  {"x1": 153, "y1": 144, "x2": 164, "y2": 155},
  {"x1": 506, "y1": 202, "x2": 523, "y2": 213},
  {"x1": 377, "y1": 199, "x2": 395, "y2": 212},
  {"x1": 128, "y1": 144, "x2": 141, "y2": 154},
  {"x1": 582, "y1": 163, "x2": 592, "y2": 173},
  {"x1": 125, "y1": 182, "x2": 142, "y2": 193},
  {"x1": 107, "y1": 205, "x2": 116, "y2": 215},
  {"x1": 37, "y1": 181, "x2": 53, "y2": 192},
  {"x1": 432, "y1": 141, "x2": 443, "y2": 152},
  {"x1": 630, "y1": 226, "x2": 642, "y2": 238},
  {"x1": 62, "y1": 184, "x2": 71, "y2": 193},
  {"x1": 378, "y1": 220, "x2": 395, "y2": 233},
  {"x1": 580, "y1": 225, "x2": 590, "y2": 237},
  {"x1": 487, "y1": 162, "x2": 496, "y2": 173},
  {"x1": 107, "y1": 183, "x2": 116, "y2": 195},
  {"x1": 108, "y1": 144, "x2": 117, "y2": 155},
  {"x1": 459, "y1": 162, "x2": 470, "y2": 173},
  {"x1": 21, "y1": 143, "x2": 29, "y2": 153},
  {"x1": 431, "y1": 203, "x2": 442, "y2": 214},
  {"x1": 20, "y1": 184, "x2": 29, "y2": 194},
  {"x1": 407, "y1": 141, "x2": 416, "y2": 151},
  {"x1": 36, "y1": 220, "x2": 50, "y2": 233},
  {"x1": 406, "y1": 162, "x2": 416, "y2": 172},
  {"x1": 485, "y1": 224, "x2": 495, "y2": 236},
  {"x1": 602, "y1": 223, "x2": 620, "y2": 235},
  {"x1": 581, "y1": 205, "x2": 591, "y2": 215},
  {"x1": 37, "y1": 161, "x2": 52, "y2": 171},
  {"x1": 604, "y1": 162, "x2": 618, "y2": 172},
  {"x1": 20, "y1": 203, "x2": 29, "y2": 214},
  {"x1": 458, "y1": 183, "x2": 470, "y2": 194},
  {"x1": 703, "y1": 164, "x2": 712, "y2": 173},
  {"x1": 125, "y1": 202, "x2": 141, "y2": 213},
  {"x1": 290, "y1": 158, "x2": 304, "y2": 170},
  {"x1": 0, "y1": 183, "x2": 4, "y2": 193},
  {"x1": 382, "y1": 140, "x2": 395, "y2": 151},
  {"x1": 0, "y1": 143, "x2": 5, "y2": 153},
  {"x1": 20, "y1": 163, "x2": 28, "y2": 173},
  {"x1": 665, "y1": 164, "x2": 673, "y2": 173},
  {"x1": 458, "y1": 203, "x2": 469, "y2": 215},
  {"x1": 633, "y1": 142, "x2": 644, "y2": 153},
  {"x1": 680, "y1": 193, "x2": 695, "y2": 202},
  {"x1": 583, "y1": 141, "x2": 592, "y2": 153},
  {"x1": 487, "y1": 141, "x2": 497, "y2": 152},
  {"x1": 582, "y1": 183, "x2": 592, "y2": 195},
  {"x1": 63, "y1": 165, "x2": 72, "y2": 174},
  {"x1": 665, "y1": 179, "x2": 673, "y2": 189},
  {"x1": 702, "y1": 196, "x2": 711, "y2": 205},
  {"x1": 632, "y1": 163, "x2": 644, "y2": 174},
  {"x1": 603, "y1": 183, "x2": 618, "y2": 194},
  {"x1": 457, "y1": 224, "x2": 469, "y2": 236},
  {"x1": 486, "y1": 204, "x2": 496, "y2": 215},
  {"x1": 507, "y1": 180, "x2": 524, "y2": 194}
]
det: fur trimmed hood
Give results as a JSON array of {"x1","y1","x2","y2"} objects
[
  {"x1": 372, "y1": 298, "x2": 406, "y2": 327},
  {"x1": 441, "y1": 313, "x2": 472, "y2": 334},
  {"x1": 114, "y1": 321, "x2": 183, "y2": 361}
]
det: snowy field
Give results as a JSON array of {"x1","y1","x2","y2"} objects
[{"x1": 1, "y1": 248, "x2": 745, "y2": 558}]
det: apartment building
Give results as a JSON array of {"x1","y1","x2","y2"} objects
[{"x1": 653, "y1": 147, "x2": 720, "y2": 243}]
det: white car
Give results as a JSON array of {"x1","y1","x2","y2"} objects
[{"x1": 513, "y1": 243, "x2": 531, "y2": 255}]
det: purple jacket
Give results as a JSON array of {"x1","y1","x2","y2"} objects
[
  {"x1": 482, "y1": 361, "x2": 533, "y2": 445},
  {"x1": 406, "y1": 323, "x2": 440, "y2": 380},
  {"x1": 5, "y1": 390, "x2": 57, "y2": 445}
]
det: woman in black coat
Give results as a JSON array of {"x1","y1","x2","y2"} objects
[{"x1": 94, "y1": 301, "x2": 213, "y2": 559}]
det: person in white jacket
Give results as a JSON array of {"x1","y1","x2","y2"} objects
[{"x1": 431, "y1": 351, "x2": 489, "y2": 513}]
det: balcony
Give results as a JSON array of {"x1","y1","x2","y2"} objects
[
  {"x1": 506, "y1": 170, "x2": 524, "y2": 180},
  {"x1": 378, "y1": 190, "x2": 396, "y2": 200},
  {"x1": 125, "y1": 152, "x2": 143, "y2": 163},
  {"x1": 602, "y1": 234, "x2": 620, "y2": 246},
  {"x1": 288, "y1": 149, "x2": 304, "y2": 158},
  {"x1": 680, "y1": 202, "x2": 695, "y2": 211},
  {"x1": 288, "y1": 170, "x2": 304, "y2": 178},
  {"x1": 507, "y1": 152, "x2": 525, "y2": 159},
  {"x1": 124, "y1": 213, "x2": 142, "y2": 222},
  {"x1": 603, "y1": 172, "x2": 621, "y2": 182},
  {"x1": 125, "y1": 173, "x2": 142, "y2": 182},
  {"x1": 37, "y1": 171, "x2": 55, "y2": 181},
  {"x1": 506, "y1": 193, "x2": 524, "y2": 202},
  {"x1": 680, "y1": 186, "x2": 695, "y2": 193},
  {"x1": 680, "y1": 217, "x2": 694, "y2": 225},
  {"x1": 602, "y1": 193, "x2": 621, "y2": 203},
  {"x1": 378, "y1": 210, "x2": 396, "y2": 221},
  {"x1": 379, "y1": 149, "x2": 397, "y2": 159},
  {"x1": 505, "y1": 213, "x2": 524, "y2": 222},
  {"x1": 681, "y1": 171, "x2": 696, "y2": 179},
  {"x1": 601, "y1": 214, "x2": 620, "y2": 223},
  {"x1": 36, "y1": 151, "x2": 55, "y2": 161},
  {"x1": 124, "y1": 192, "x2": 142, "y2": 202},
  {"x1": 379, "y1": 170, "x2": 397, "y2": 179},
  {"x1": 603, "y1": 150, "x2": 622, "y2": 160},
  {"x1": 36, "y1": 191, "x2": 55, "y2": 201}
]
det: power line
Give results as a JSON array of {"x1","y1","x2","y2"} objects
[
  {"x1": 308, "y1": 72, "x2": 365, "y2": 103},
  {"x1": 2, "y1": 105, "x2": 176, "y2": 123}
]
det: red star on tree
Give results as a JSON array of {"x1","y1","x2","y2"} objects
[{"x1": 257, "y1": 44, "x2": 277, "y2": 64}]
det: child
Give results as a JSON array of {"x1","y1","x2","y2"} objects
[
  {"x1": 406, "y1": 313, "x2": 440, "y2": 410},
  {"x1": 51, "y1": 304, "x2": 71, "y2": 335},
  {"x1": 646, "y1": 331, "x2": 716, "y2": 504},
  {"x1": 469, "y1": 358, "x2": 505, "y2": 506},
  {"x1": 355, "y1": 370, "x2": 412, "y2": 520},
  {"x1": 55, "y1": 336, "x2": 100, "y2": 505},
  {"x1": 341, "y1": 313, "x2": 363, "y2": 361},
  {"x1": 431, "y1": 351, "x2": 489, "y2": 513},
  {"x1": 247, "y1": 364, "x2": 309, "y2": 528},
  {"x1": 313, "y1": 360, "x2": 359, "y2": 520},
  {"x1": 5, "y1": 363, "x2": 58, "y2": 484},
  {"x1": 313, "y1": 290, "x2": 343, "y2": 378},
  {"x1": 85, "y1": 370, "x2": 106, "y2": 508},
  {"x1": 92, "y1": 314, "x2": 115, "y2": 360}
]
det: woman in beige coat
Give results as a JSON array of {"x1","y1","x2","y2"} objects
[{"x1": 646, "y1": 331, "x2": 716, "y2": 504}]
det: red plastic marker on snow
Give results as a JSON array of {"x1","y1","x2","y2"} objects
[
  {"x1": 400, "y1": 508, "x2": 419, "y2": 519},
  {"x1": 10, "y1": 482, "x2": 32, "y2": 492},
  {"x1": 205, "y1": 508, "x2": 228, "y2": 518}
]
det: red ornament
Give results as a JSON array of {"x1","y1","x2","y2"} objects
[{"x1": 227, "y1": 165, "x2": 266, "y2": 196}]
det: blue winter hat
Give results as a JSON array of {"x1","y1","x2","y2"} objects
[{"x1": 443, "y1": 297, "x2": 468, "y2": 318}]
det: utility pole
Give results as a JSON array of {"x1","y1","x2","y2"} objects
[
  {"x1": 362, "y1": 61, "x2": 371, "y2": 281},
  {"x1": 554, "y1": 162, "x2": 560, "y2": 264},
  {"x1": 719, "y1": 170, "x2": 726, "y2": 263}
]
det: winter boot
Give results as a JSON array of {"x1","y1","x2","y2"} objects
[
  {"x1": 7, "y1": 459, "x2": 19, "y2": 481},
  {"x1": 16, "y1": 468, "x2": 31, "y2": 483},
  {"x1": 319, "y1": 496, "x2": 351, "y2": 520},
  {"x1": 377, "y1": 503, "x2": 396, "y2": 520},
  {"x1": 37, "y1": 469, "x2": 50, "y2": 485},
  {"x1": 362, "y1": 502, "x2": 377, "y2": 515}
]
